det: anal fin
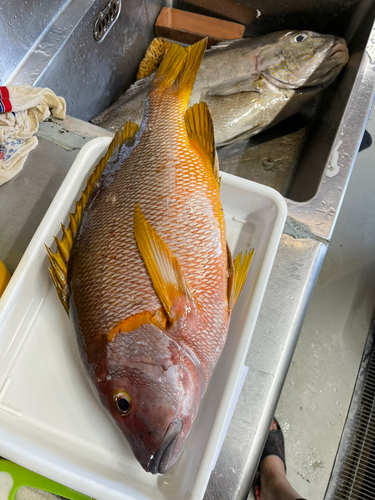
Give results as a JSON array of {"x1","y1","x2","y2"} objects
[{"x1": 134, "y1": 204, "x2": 196, "y2": 324}]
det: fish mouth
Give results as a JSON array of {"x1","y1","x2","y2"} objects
[
  {"x1": 149, "y1": 418, "x2": 183, "y2": 474},
  {"x1": 326, "y1": 40, "x2": 349, "y2": 66}
]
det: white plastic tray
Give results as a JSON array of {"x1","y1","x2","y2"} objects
[{"x1": 0, "y1": 137, "x2": 287, "y2": 500}]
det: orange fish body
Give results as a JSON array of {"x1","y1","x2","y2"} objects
[{"x1": 47, "y1": 39, "x2": 252, "y2": 473}]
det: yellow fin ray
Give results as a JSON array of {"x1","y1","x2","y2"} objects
[
  {"x1": 152, "y1": 38, "x2": 207, "y2": 99},
  {"x1": 153, "y1": 43, "x2": 187, "y2": 89},
  {"x1": 231, "y1": 249, "x2": 254, "y2": 309},
  {"x1": 185, "y1": 102, "x2": 219, "y2": 184},
  {"x1": 46, "y1": 121, "x2": 139, "y2": 312},
  {"x1": 176, "y1": 38, "x2": 207, "y2": 93},
  {"x1": 134, "y1": 204, "x2": 195, "y2": 323}
]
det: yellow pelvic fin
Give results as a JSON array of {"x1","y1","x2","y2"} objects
[
  {"x1": 46, "y1": 121, "x2": 139, "y2": 313},
  {"x1": 152, "y1": 38, "x2": 207, "y2": 98},
  {"x1": 184, "y1": 102, "x2": 219, "y2": 184},
  {"x1": 134, "y1": 204, "x2": 194, "y2": 323},
  {"x1": 231, "y1": 249, "x2": 254, "y2": 309}
]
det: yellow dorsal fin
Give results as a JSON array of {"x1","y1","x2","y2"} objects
[
  {"x1": 184, "y1": 102, "x2": 219, "y2": 184},
  {"x1": 152, "y1": 38, "x2": 207, "y2": 98},
  {"x1": 134, "y1": 204, "x2": 195, "y2": 324},
  {"x1": 231, "y1": 249, "x2": 254, "y2": 309},
  {"x1": 46, "y1": 121, "x2": 139, "y2": 313}
]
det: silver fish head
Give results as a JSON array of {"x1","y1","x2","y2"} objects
[
  {"x1": 96, "y1": 322, "x2": 205, "y2": 474},
  {"x1": 257, "y1": 30, "x2": 349, "y2": 90}
]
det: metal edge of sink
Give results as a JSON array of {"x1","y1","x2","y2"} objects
[{"x1": 287, "y1": 17, "x2": 375, "y2": 242}]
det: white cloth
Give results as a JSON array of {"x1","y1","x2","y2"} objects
[
  {"x1": 0, "y1": 85, "x2": 66, "y2": 185},
  {"x1": 0, "y1": 137, "x2": 38, "y2": 186}
]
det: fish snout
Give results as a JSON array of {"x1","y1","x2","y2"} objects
[
  {"x1": 149, "y1": 418, "x2": 183, "y2": 474},
  {"x1": 327, "y1": 38, "x2": 349, "y2": 65}
]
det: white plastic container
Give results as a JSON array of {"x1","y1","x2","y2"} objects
[{"x1": 0, "y1": 137, "x2": 287, "y2": 500}]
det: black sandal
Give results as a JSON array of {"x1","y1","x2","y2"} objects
[{"x1": 253, "y1": 418, "x2": 286, "y2": 500}]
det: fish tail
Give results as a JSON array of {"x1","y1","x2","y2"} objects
[
  {"x1": 176, "y1": 38, "x2": 207, "y2": 95},
  {"x1": 152, "y1": 38, "x2": 207, "y2": 103}
]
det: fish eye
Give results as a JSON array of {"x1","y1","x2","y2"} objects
[
  {"x1": 113, "y1": 392, "x2": 132, "y2": 416},
  {"x1": 294, "y1": 33, "x2": 308, "y2": 43}
]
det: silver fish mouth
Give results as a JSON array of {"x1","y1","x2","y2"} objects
[{"x1": 149, "y1": 418, "x2": 182, "y2": 474}]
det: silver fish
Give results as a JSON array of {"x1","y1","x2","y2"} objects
[{"x1": 91, "y1": 30, "x2": 349, "y2": 146}]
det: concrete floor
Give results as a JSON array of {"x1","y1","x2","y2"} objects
[{"x1": 272, "y1": 110, "x2": 375, "y2": 499}]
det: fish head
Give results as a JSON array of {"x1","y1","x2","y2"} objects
[
  {"x1": 257, "y1": 30, "x2": 349, "y2": 91},
  {"x1": 96, "y1": 321, "x2": 205, "y2": 474}
]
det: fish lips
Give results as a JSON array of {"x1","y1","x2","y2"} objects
[{"x1": 148, "y1": 418, "x2": 183, "y2": 474}]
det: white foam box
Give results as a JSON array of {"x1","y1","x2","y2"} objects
[{"x1": 0, "y1": 137, "x2": 287, "y2": 500}]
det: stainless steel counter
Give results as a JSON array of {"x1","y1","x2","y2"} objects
[{"x1": 1, "y1": 2, "x2": 375, "y2": 499}]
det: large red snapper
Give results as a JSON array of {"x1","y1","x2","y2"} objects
[{"x1": 46, "y1": 39, "x2": 252, "y2": 474}]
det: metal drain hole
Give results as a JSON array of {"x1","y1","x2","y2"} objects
[{"x1": 94, "y1": 0, "x2": 121, "y2": 42}]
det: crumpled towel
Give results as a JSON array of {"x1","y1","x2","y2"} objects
[{"x1": 0, "y1": 85, "x2": 66, "y2": 186}]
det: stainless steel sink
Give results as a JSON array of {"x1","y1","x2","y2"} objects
[{"x1": 1, "y1": 1, "x2": 375, "y2": 499}]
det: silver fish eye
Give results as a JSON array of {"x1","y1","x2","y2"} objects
[
  {"x1": 114, "y1": 392, "x2": 132, "y2": 416},
  {"x1": 294, "y1": 33, "x2": 308, "y2": 43}
]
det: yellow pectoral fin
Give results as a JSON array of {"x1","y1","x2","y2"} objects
[
  {"x1": 134, "y1": 204, "x2": 195, "y2": 323},
  {"x1": 231, "y1": 249, "x2": 254, "y2": 309}
]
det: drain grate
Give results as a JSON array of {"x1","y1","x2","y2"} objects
[{"x1": 326, "y1": 314, "x2": 375, "y2": 500}]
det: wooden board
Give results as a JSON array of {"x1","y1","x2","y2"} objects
[{"x1": 155, "y1": 7, "x2": 245, "y2": 47}]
